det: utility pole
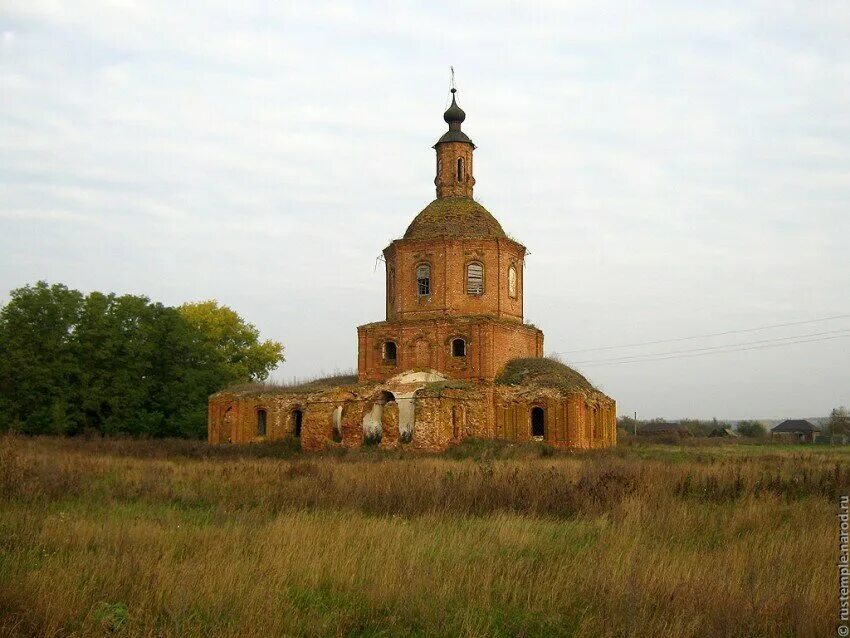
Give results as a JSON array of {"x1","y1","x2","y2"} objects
[{"x1": 634, "y1": 411, "x2": 637, "y2": 436}]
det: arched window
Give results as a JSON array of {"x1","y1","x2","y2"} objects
[
  {"x1": 456, "y1": 157, "x2": 464, "y2": 181},
  {"x1": 388, "y1": 267, "x2": 395, "y2": 303},
  {"x1": 451, "y1": 338, "x2": 466, "y2": 357},
  {"x1": 257, "y1": 409, "x2": 267, "y2": 436},
  {"x1": 416, "y1": 264, "x2": 431, "y2": 296},
  {"x1": 383, "y1": 340, "x2": 397, "y2": 363},
  {"x1": 292, "y1": 409, "x2": 303, "y2": 438},
  {"x1": 531, "y1": 407, "x2": 545, "y2": 438},
  {"x1": 466, "y1": 262, "x2": 484, "y2": 295},
  {"x1": 508, "y1": 265, "x2": 517, "y2": 298}
]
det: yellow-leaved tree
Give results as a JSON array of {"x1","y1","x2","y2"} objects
[{"x1": 178, "y1": 301, "x2": 284, "y2": 384}]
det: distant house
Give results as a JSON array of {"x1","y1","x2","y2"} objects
[
  {"x1": 709, "y1": 427, "x2": 738, "y2": 438},
  {"x1": 638, "y1": 422, "x2": 692, "y2": 437},
  {"x1": 771, "y1": 419, "x2": 821, "y2": 443}
]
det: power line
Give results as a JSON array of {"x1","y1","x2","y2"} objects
[
  {"x1": 575, "y1": 332, "x2": 850, "y2": 368},
  {"x1": 570, "y1": 328, "x2": 850, "y2": 365},
  {"x1": 562, "y1": 314, "x2": 850, "y2": 354}
]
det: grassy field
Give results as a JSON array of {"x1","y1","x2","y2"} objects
[{"x1": 0, "y1": 436, "x2": 846, "y2": 637}]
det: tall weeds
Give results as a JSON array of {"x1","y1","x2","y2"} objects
[{"x1": 0, "y1": 435, "x2": 844, "y2": 637}]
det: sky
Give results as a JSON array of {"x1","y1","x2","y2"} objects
[{"x1": 1, "y1": 1, "x2": 848, "y2": 420}]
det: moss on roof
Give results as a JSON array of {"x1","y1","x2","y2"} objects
[
  {"x1": 225, "y1": 373, "x2": 361, "y2": 396},
  {"x1": 417, "y1": 379, "x2": 475, "y2": 397},
  {"x1": 404, "y1": 197, "x2": 507, "y2": 240},
  {"x1": 496, "y1": 357, "x2": 597, "y2": 394}
]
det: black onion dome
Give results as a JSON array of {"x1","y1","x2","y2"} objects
[
  {"x1": 443, "y1": 89, "x2": 466, "y2": 124},
  {"x1": 435, "y1": 88, "x2": 474, "y2": 146}
]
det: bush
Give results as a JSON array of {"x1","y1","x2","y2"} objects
[
  {"x1": 0, "y1": 282, "x2": 282, "y2": 438},
  {"x1": 737, "y1": 421, "x2": 767, "y2": 438}
]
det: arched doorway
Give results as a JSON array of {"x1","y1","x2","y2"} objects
[
  {"x1": 292, "y1": 409, "x2": 303, "y2": 438},
  {"x1": 531, "y1": 407, "x2": 545, "y2": 438}
]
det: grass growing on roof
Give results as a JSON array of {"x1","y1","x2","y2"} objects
[
  {"x1": 496, "y1": 357, "x2": 597, "y2": 393},
  {"x1": 417, "y1": 379, "x2": 475, "y2": 397},
  {"x1": 225, "y1": 372, "x2": 362, "y2": 395},
  {"x1": 403, "y1": 197, "x2": 511, "y2": 240}
]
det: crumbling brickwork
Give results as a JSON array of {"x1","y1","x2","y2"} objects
[
  {"x1": 383, "y1": 234, "x2": 526, "y2": 323},
  {"x1": 208, "y1": 87, "x2": 617, "y2": 452},
  {"x1": 209, "y1": 378, "x2": 615, "y2": 452},
  {"x1": 435, "y1": 141, "x2": 475, "y2": 198},
  {"x1": 357, "y1": 316, "x2": 542, "y2": 383}
]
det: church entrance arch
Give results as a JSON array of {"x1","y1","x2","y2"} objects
[
  {"x1": 292, "y1": 409, "x2": 303, "y2": 438},
  {"x1": 531, "y1": 406, "x2": 545, "y2": 439}
]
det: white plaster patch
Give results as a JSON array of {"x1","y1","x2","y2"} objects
[
  {"x1": 380, "y1": 370, "x2": 448, "y2": 441},
  {"x1": 332, "y1": 405, "x2": 342, "y2": 438}
]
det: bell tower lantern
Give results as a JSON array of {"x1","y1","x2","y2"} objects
[
  {"x1": 357, "y1": 82, "x2": 544, "y2": 383},
  {"x1": 434, "y1": 88, "x2": 476, "y2": 199}
]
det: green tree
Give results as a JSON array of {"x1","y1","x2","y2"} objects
[
  {"x1": 617, "y1": 415, "x2": 637, "y2": 434},
  {"x1": 828, "y1": 407, "x2": 849, "y2": 442},
  {"x1": 178, "y1": 301, "x2": 283, "y2": 382},
  {"x1": 681, "y1": 419, "x2": 714, "y2": 437},
  {"x1": 736, "y1": 421, "x2": 766, "y2": 438},
  {"x1": 0, "y1": 283, "x2": 284, "y2": 438},
  {"x1": 0, "y1": 282, "x2": 83, "y2": 434}
]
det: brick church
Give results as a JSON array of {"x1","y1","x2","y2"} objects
[{"x1": 208, "y1": 88, "x2": 617, "y2": 451}]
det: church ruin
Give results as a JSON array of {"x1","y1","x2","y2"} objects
[{"x1": 208, "y1": 88, "x2": 617, "y2": 451}]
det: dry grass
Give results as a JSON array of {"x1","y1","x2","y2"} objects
[
  {"x1": 403, "y1": 197, "x2": 506, "y2": 240},
  {"x1": 496, "y1": 357, "x2": 597, "y2": 393},
  {"x1": 223, "y1": 371, "x2": 361, "y2": 395},
  {"x1": 0, "y1": 435, "x2": 846, "y2": 637}
]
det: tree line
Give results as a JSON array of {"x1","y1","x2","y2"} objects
[
  {"x1": 618, "y1": 411, "x2": 849, "y2": 440},
  {"x1": 0, "y1": 282, "x2": 283, "y2": 438}
]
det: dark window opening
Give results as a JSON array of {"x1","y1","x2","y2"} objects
[
  {"x1": 417, "y1": 264, "x2": 431, "y2": 296},
  {"x1": 466, "y1": 262, "x2": 483, "y2": 295},
  {"x1": 292, "y1": 409, "x2": 303, "y2": 438},
  {"x1": 257, "y1": 409, "x2": 267, "y2": 436},
  {"x1": 388, "y1": 267, "x2": 395, "y2": 303},
  {"x1": 383, "y1": 341, "x2": 397, "y2": 363},
  {"x1": 457, "y1": 157, "x2": 464, "y2": 181},
  {"x1": 531, "y1": 407, "x2": 545, "y2": 438},
  {"x1": 452, "y1": 338, "x2": 466, "y2": 357}
]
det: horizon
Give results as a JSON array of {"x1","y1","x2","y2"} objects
[{"x1": 2, "y1": 2, "x2": 848, "y2": 420}]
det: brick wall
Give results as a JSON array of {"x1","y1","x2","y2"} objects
[
  {"x1": 384, "y1": 237, "x2": 525, "y2": 322},
  {"x1": 435, "y1": 141, "x2": 475, "y2": 198},
  {"x1": 209, "y1": 384, "x2": 616, "y2": 452},
  {"x1": 357, "y1": 317, "x2": 542, "y2": 382}
]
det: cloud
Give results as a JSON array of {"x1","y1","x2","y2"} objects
[{"x1": 1, "y1": 0, "x2": 848, "y2": 418}]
